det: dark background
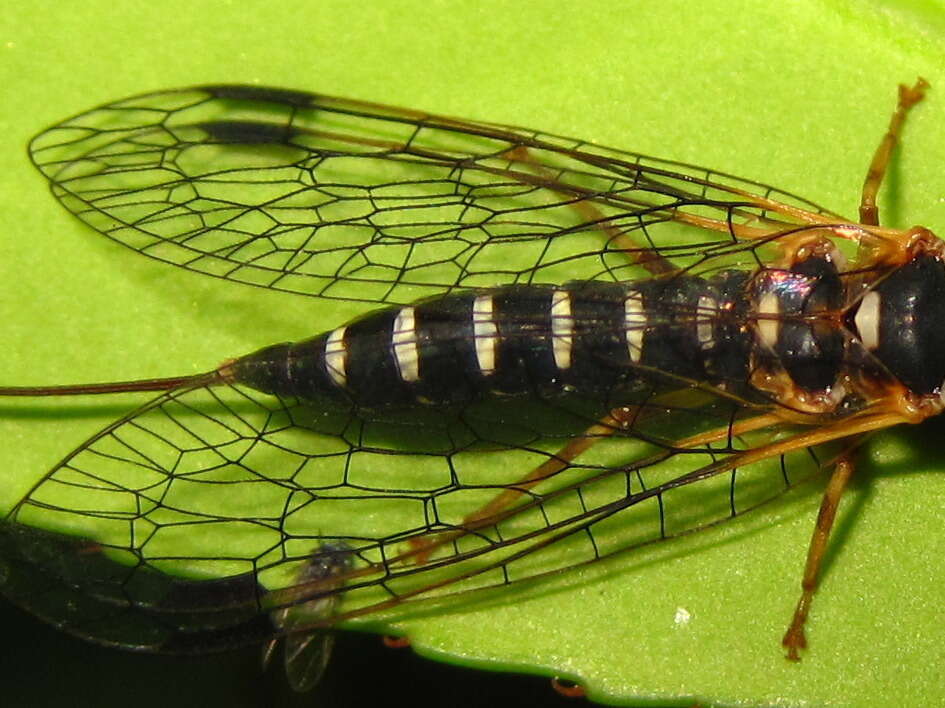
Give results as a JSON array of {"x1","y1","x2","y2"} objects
[{"x1": 1, "y1": 595, "x2": 584, "y2": 708}]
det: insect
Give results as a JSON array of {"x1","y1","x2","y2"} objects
[
  {"x1": 261, "y1": 541, "x2": 352, "y2": 692},
  {"x1": 0, "y1": 79, "x2": 936, "y2": 694}
]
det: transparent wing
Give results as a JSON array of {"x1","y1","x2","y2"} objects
[
  {"x1": 280, "y1": 632, "x2": 334, "y2": 693},
  {"x1": 262, "y1": 542, "x2": 350, "y2": 692},
  {"x1": 2, "y1": 377, "x2": 847, "y2": 652},
  {"x1": 28, "y1": 84, "x2": 847, "y2": 305}
]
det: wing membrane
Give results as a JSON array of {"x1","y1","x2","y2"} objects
[
  {"x1": 5, "y1": 378, "x2": 833, "y2": 650},
  {"x1": 29, "y1": 85, "x2": 846, "y2": 305}
]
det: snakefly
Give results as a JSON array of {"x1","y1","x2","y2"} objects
[{"x1": 0, "y1": 79, "x2": 937, "y2": 692}]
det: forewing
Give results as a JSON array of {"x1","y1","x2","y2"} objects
[{"x1": 28, "y1": 85, "x2": 846, "y2": 305}]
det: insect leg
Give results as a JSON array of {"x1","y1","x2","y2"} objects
[
  {"x1": 775, "y1": 387, "x2": 945, "y2": 659},
  {"x1": 501, "y1": 145, "x2": 676, "y2": 274},
  {"x1": 459, "y1": 406, "x2": 638, "y2": 524},
  {"x1": 550, "y1": 677, "x2": 586, "y2": 698},
  {"x1": 859, "y1": 78, "x2": 929, "y2": 226},
  {"x1": 692, "y1": 79, "x2": 928, "y2": 238},
  {"x1": 382, "y1": 635, "x2": 411, "y2": 649},
  {"x1": 407, "y1": 405, "x2": 642, "y2": 562},
  {"x1": 781, "y1": 449, "x2": 857, "y2": 661},
  {"x1": 407, "y1": 406, "x2": 787, "y2": 564}
]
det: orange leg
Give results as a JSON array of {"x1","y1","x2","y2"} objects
[
  {"x1": 564, "y1": 195, "x2": 675, "y2": 275},
  {"x1": 459, "y1": 406, "x2": 640, "y2": 527},
  {"x1": 406, "y1": 406, "x2": 788, "y2": 564},
  {"x1": 781, "y1": 453, "x2": 856, "y2": 660},
  {"x1": 502, "y1": 145, "x2": 676, "y2": 275},
  {"x1": 859, "y1": 78, "x2": 929, "y2": 226},
  {"x1": 650, "y1": 79, "x2": 932, "y2": 242},
  {"x1": 408, "y1": 405, "x2": 641, "y2": 562},
  {"x1": 452, "y1": 393, "x2": 787, "y2": 537},
  {"x1": 550, "y1": 677, "x2": 586, "y2": 698},
  {"x1": 381, "y1": 635, "x2": 411, "y2": 649}
]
